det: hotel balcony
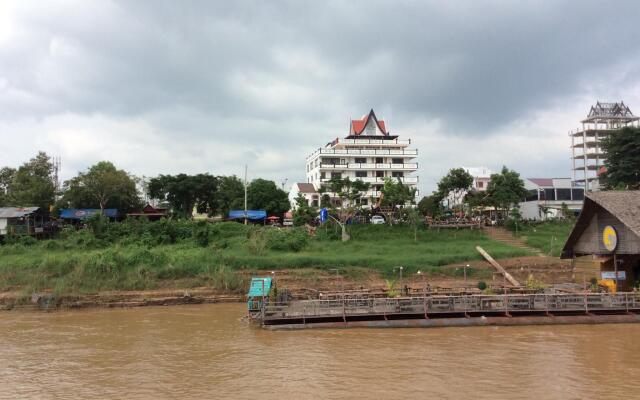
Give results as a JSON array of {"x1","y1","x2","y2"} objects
[
  {"x1": 321, "y1": 189, "x2": 420, "y2": 199},
  {"x1": 319, "y1": 162, "x2": 418, "y2": 170},
  {"x1": 320, "y1": 176, "x2": 418, "y2": 184}
]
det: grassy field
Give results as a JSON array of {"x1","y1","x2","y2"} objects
[
  {"x1": 0, "y1": 220, "x2": 532, "y2": 295},
  {"x1": 510, "y1": 220, "x2": 575, "y2": 256}
]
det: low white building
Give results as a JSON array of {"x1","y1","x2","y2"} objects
[
  {"x1": 518, "y1": 178, "x2": 584, "y2": 220},
  {"x1": 288, "y1": 182, "x2": 319, "y2": 210},
  {"x1": 463, "y1": 167, "x2": 492, "y2": 192}
]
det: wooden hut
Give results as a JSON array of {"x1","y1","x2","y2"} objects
[
  {"x1": 561, "y1": 191, "x2": 640, "y2": 291},
  {"x1": 0, "y1": 207, "x2": 49, "y2": 237}
]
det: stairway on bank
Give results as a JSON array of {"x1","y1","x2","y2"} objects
[{"x1": 483, "y1": 226, "x2": 544, "y2": 256}]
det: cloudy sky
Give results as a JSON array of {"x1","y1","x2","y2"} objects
[{"x1": 1, "y1": 0, "x2": 640, "y2": 194}]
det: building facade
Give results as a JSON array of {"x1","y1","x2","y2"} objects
[
  {"x1": 288, "y1": 182, "x2": 319, "y2": 210},
  {"x1": 519, "y1": 178, "x2": 584, "y2": 220},
  {"x1": 570, "y1": 101, "x2": 639, "y2": 191},
  {"x1": 305, "y1": 109, "x2": 418, "y2": 205}
]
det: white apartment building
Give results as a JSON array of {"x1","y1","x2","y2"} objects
[
  {"x1": 570, "y1": 101, "x2": 639, "y2": 191},
  {"x1": 305, "y1": 109, "x2": 418, "y2": 205}
]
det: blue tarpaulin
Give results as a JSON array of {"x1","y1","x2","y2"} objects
[
  {"x1": 60, "y1": 209, "x2": 118, "y2": 220},
  {"x1": 228, "y1": 210, "x2": 266, "y2": 220}
]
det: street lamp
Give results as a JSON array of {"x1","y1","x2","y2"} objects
[
  {"x1": 417, "y1": 270, "x2": 425, "y2": 293},
  {"x1": 329, "y1": 268, "x2": 343, "y2": 294},
  {"x1": 393, "y1": 266, "x2": 403, "y2": 281},
  {"x1": 464, "y1": 264, "x2": 469, "y2": 284}
]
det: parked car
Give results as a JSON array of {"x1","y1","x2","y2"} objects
[{"x1": 370, "y1": 215, "x2": 385, "y2": 225}]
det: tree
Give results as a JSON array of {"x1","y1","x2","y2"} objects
[
  {"x1": 247, "y1": 178, "x2": 290, "y2": 217},
  {"x1": 214, "y1": 175, "x2": 245, "y2": 217},
  {"x1": 600, "y1": 126, "x2": 640, "y2": 190},
  {"x1": 292, "y1": 193, "x2": 317, "y2": 226},
  {"x1": 464, "y1": 190, "x2": 490, "y2": 216},
  {"x1": 486, "y1": 166, "x2": 527, "y2": 217},
  {"x1": 61, "y1": 161, "x2": 142, "y2": 213},
  {"x1": 0, "y1": 167, "x2": 16, "y2": 207},
  {"x1": 417, "y1": 194, "x2": 442, "y2": 217},
  {"x1": 436, "y1": 168, "x2": 473, "y2": 210},
  {"x1": 148, "y1": 173, "x2": 217, "y2": 218},
  {"x1": 8, "y1": 152, "x2": 56, "y2": 209},
  {"x1": 380, "y1": 178, "x2": 417, "y2": 208},
  {"x1": 321, "y1": 177, "x2": 370, "y2": 241},
  {"x1": 403, "y1": 207, "x2": 421, "y2": 242}
]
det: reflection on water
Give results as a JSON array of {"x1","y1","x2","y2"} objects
[{"x1": 1, "y1": 304, "x2": 639, "y2": 399}]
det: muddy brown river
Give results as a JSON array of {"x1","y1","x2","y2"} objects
[{"x1": 1, "y1": 303, "x2": 639, "y2": 399}]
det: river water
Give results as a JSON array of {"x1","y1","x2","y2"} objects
[{"x1": 1, "y1": 303, "x2": 639, "y2": 399}]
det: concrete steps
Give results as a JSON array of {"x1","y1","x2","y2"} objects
[{"x1": 484, "y1": 226, "x2": 543, "y2": 256}]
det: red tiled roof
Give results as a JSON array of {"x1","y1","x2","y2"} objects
[
  {"x1": 296, "y1": 183, "x2": 317, "y2": 193},
  {"x1": 528, "y1": 178, "x2": 554, "y2": 187},
  {"x1": 350, "y1": 109, "x2": 388, "y2": 135}
]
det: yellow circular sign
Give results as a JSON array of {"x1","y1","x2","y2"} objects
[{"x1": 602, "y1": 225, "x2": 618, "y2": 252}]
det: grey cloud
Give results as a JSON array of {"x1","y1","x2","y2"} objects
[{"x1": 1, "y1": 0, "x2": 640, "y2": 193}]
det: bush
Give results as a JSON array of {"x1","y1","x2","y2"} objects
[
  {"x1": 194, "y1": 226, "x2": 210, "y2": 247},
  {"x1": 265, "y1": 228, "x2": 309, "y2": 252},
  {"x1": 477, "y1": 281, "x2": 487, "y2": 291}
]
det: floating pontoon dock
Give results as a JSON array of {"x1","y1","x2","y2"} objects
[{"x1": 254, "y1": 292, "x2": 640, "y2": 330}]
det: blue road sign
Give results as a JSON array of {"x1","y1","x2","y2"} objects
[{"x1": 320, "y1": 208, "x2": 328, "y2": 223}]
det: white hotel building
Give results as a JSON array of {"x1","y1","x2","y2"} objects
[{"x1": 304, "y1": 109, "x2": 418, "y2": 206}]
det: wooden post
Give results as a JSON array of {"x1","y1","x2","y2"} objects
[
  {"x1": 613, "y1": 251, "x2": 618, "y2": 293},
  {"x1": 342, "y1": 298, "x2": 346, "y2": 324}
]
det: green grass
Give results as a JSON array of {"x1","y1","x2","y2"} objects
[
  {"x1": 510, "y1": 220, "x2": 575, "y2": 256},
  {"x1": 0, "y1": 222, "x2": 532, "y2": 295}
]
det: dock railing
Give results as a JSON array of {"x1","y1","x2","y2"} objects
[{"x1": 261, "y1": 292, "x2": 640, "y2": 322}]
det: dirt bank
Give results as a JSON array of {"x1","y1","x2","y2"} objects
[{"x1": 0, "y1": 256, "x2": 573, "y2": 311}]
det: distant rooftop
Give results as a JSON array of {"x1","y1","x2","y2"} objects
[
  {"x1": 582, "y1": 101, "x2": 639, "y2": 123},
  {"x1": 463, "y1": 167, "x2": 492, "y2": 178}
]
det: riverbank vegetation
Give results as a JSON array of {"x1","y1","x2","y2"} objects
[{"x1": 0, "y1": 219, "x2": 532, "y2": 295}]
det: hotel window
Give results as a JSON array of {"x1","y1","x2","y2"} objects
[
  {"x1": 541, "y1": 188, "x2": 555, "y2": 201},
  {"x1": 320, "y1": 172, "x2": 326, "y2": 179},
  {"x1": 525, "y1": 190, "x2": 538, "y2": 202},
  {"x1": 354, "y1": 157, "x2": 366, "y2": 164},
  {"x1": 355, "y1": 171, "x2": 367, "y2": 178},
  {"x1": 375, "y1": 171, "x2": 384, "y2": 178},
  {"x1": 331, "y1": 172, "x2": 342, "y2": 179},
  {"x1": 556, "y1": 189, "x2": 571, "y2": 201},
  {"x1": 391, "y1": 158, "x2": 403, "y2": 164},
  {"x1": 477, "y1": 181, "x2": 483, "y2": 188},
  {"x1": 572, "y1": 189, "x2": 585, "y2": 201},
  {"x1": 392, "y1": 171, "x2": 404, "y2": 178},
  {"x1": 375, "y1": 157, "x2": 384, "y2": 164}
]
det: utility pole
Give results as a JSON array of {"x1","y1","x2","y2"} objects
[{"x1": 244, "y1": 164, "x2": 248, "y2": 225}]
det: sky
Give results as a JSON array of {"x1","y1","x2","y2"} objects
[{"x1": 1, "y1": 0, "x2": 640, "y2": 195}]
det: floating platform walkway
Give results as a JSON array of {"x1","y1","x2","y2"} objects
[{"x1": 254, "y1": 292, "x2": 640, "y2": 330}]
